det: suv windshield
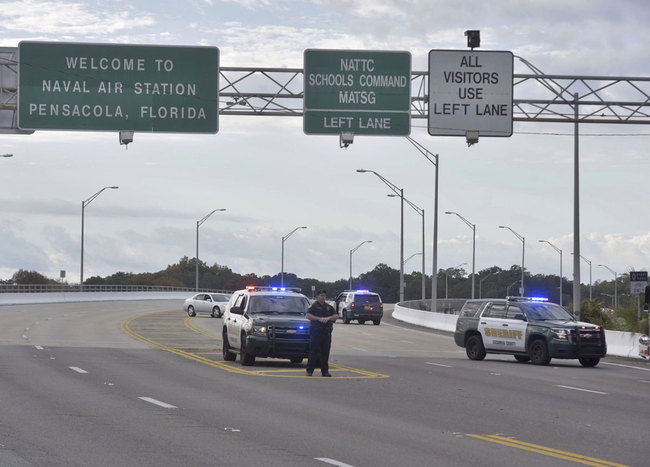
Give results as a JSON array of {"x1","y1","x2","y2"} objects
[
  {"x1": 248, "y1": 295, "x2": 309, "y2": 315},
  {"x1": 523, "y1": 302, "x2": 575, "y2": 321},
  {"x1": 355, "y1": 294, "x2": 380, "y2": 304}
]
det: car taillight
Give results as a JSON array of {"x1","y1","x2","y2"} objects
[
  {"x1": 380, "y1": 303, "x2": 383, "y2": 311},
  {"x1": 351, "y1": 303, "x2": 355, "y2": 310}
]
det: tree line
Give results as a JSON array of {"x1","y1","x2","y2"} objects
[{"x1": 3, "y1": 257, "x2": 647, "y2": 333}]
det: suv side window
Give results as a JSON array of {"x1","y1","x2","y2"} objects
[
  {"x1": 506, "y1": 304, "x2": 525, "y2": 320},
  {"x1": 460, "y1": 300, "x2": 485, "y2": 317},
  {"x1": 483, "y1": 303, "x2": 506, "y2": 318},
  {"x1": 232, "y1": 294, "x2": 247, "y2": 313}
]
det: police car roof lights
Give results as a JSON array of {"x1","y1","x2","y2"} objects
[
  {"x1": 506, "y1": 296, "x2": 549, "y2": 302},
  {"x1": 245, "y1": 285, "x2": 302, "y2": 293}
]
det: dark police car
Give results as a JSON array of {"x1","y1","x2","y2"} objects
[
  {"x1": 454, "y1": 297, "x2": 607, "y2": 367},
  {"x1": 222, "y1": 286, "x2": 311, "y2": 366}
]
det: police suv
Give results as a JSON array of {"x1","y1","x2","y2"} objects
[
  {"x1": 454, "y1": 297, "x2": 607, "y2": 367},
  {"x1": 335, "y1": 290, "x2": 383, "y2": 325},
  {"x1": 222, "y1": 286, "x2": 311, "y2": 366}
]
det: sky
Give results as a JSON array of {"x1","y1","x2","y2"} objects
[{"x1": 1, "y1": 0, "x2": 649, "y2": 289}]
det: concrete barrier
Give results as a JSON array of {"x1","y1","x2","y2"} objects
[
  {"x1": 393, "y1": 303, "x2": 646, "y2": 359},
  {"x1": 0, "y1": 292, "x2": 188, "y2": 305}
]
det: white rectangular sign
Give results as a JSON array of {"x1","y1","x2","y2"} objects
[
  {"x1": 630, "y1": 271, "x2": 648, "y2": 294},
  {"x1": 428, "y1": 50, "x2": 513, "y2": 137}
]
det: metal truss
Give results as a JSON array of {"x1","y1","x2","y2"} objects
[{"x1": 2, "y1": 47, "x2": 650, "y2": 134}]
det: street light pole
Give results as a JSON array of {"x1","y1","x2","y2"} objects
[
  {"x1": 598, "y1": 264, "x2": 618, "y2": 311},
  {"x1": 479, "y1": 272, "x2": 496, "y2": 299},
  {"x1": 390, "y1": 193, "x2": 425, "y2": 300},
  {"x1": 357, "y1": 169, "x2": 405, "y2": 303},
  {"x1": 80, "y1": 186, "x2": 119, "y2": 290},
  {"x1": 406, "y1": 136, "x2": 439, "y2": 312},
  {"x1": 539, "y1": 240, "x2": 563, "y2": 306},
  {"x1": 196, "y1": 209, "x2": 226, "y2": 291},
  {"x1": 445, "y1": 262, "x2": 467, "y2": 299},
  {"x1": 446, "y1": 211, "x2": 476, "y2": 298},
  {"x1": 281, "y1": 226, "x2": 307, "y2": 287},
  {"x1": 350, "y1": 240, "x2": 372, "y2": 290},
  {"x1": 582, "y1": 255, "x2": 593, "y2": 301},
  {"x1": 499, "y1": 225, "x2": 525, "y2": 297}
]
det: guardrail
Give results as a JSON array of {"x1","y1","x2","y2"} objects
[{"x1": 0, "y1": 284, "x2": 231, "y2": 294}]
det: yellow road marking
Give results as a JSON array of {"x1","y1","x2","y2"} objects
[
  {"x1": 120, "y1": 311, "x2": 389, "y2": 379},
  {"x1": 466, "y1": 434, "x2": 630, "y2": 467}
]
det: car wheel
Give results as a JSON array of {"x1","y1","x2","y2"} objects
[
  {"x1": 290, "y1": 357, "x2": 303, "y2": 364},
  {"x1": 222, "y1": 330, "x2": 236, "y2": 361},
  {"x1": 187, "y1": 305, "x2": 196, "y2": 317},
  {"x1": 578, "y1": 356, "x2": 600, "y2": 367},
  {"x1": 529, "y1": 339, "x2": 551, "y2": 365},
  {"x1": 465, "y1": 335, "x2": 486, "y2": 361},
  {"x1": 372, "y1": 319, "x2": 381, "y2": 325},
  {"x1": 343, "y1": 310, "x2": 350, "y2": 324},
  {"x1": 359, "y1": 319, "x2": 366, "y2": 325},
  {"x1": 514, "y1": 355, "x2": 530, "y2": 363},
  {"x1": 240, "y1": 334, "x2": 255, "y2": 366},
  {"x1": 211, "y1": 306, "x2": 221, "y2": 318}
]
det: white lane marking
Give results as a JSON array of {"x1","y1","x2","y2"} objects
[
  {"x1": 602, "y1": 361, "x2": 650, "y2": 372},
  {"x1": 351, "y1": 347, "x2": 367, "y2": 352},
  {"x1": 425, "y1": 362, "x2": 453, "y2": 368},
  {"x1": 69, "y1": 367, "x2": 88, "y2": 374},
  {"x1": 138, "y1": 397, "x2": 177, "y2": 409},
  {"x1": 556, "y1": 385, "x2": 608, "y2": 395},
  {"x1": 639, "y1": 380, "x2": 650, "y2": 384},
  {"x1": 34, "y1": 345, "x2": 44, "y2": 350},
  {"x1": 400, "y1": 340, "x2": 414, "y2": 344},
  {"x1": 315, "y1": 458, "x2": 355, "y2": 467}
]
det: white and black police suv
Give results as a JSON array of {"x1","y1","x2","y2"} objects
[
  {"x1": 454, "y1": 297, "x2": 607, "y2": 367},
  {"x1": 334, "y1": 289, "x2": 383, "y2": 325},
  {"x1": 222, "y1": 286, "x2": 311, "y2": 366}
]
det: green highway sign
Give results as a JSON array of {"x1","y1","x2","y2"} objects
[
  {"x1": 18, "y1": 42, "x2": 218, "y2": 133},
  {"x1": 303, "y1": 49, "x2": 411, "y2": 135}
]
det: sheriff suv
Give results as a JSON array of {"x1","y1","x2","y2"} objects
[
  {"x1": 335, "y1": 290, "x2": 383, "y2": 325},
  {"x1": 454, "y1": 297, "x2": 607, "y2": 367},
  {"x1": 222, "y1": 286, "x2": 311, "y2": 366}
]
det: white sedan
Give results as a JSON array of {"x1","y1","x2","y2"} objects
[{"x1": 183, "y1": 293, "x2": 231, "y2": 318}]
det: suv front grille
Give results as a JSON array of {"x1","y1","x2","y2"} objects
[
  {"x1": 576, "y1": 327, "x2": 602, "y2": 344},
  {"x1": 269, "y1": 325, "x2": 310, "y2": 340}
]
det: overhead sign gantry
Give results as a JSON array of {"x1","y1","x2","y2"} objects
[{"x1": 18, "y1": 42, "x2": 219, "y2": 133}]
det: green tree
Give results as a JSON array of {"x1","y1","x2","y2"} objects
[{"x1": 11, "y1": 269, "x2": 53, "y2": 284}]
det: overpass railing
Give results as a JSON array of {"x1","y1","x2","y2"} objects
[{"x1": 0, "y1": 284, "x2": 231, "y2": 294}]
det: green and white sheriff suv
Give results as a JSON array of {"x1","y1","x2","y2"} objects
[{"x1": 454, "y1": 297, "x2": 607, "y2": 367}]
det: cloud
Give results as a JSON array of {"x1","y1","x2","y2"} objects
[{"x1": 0, "y1": 1, "x2": 156, "y2": 36}]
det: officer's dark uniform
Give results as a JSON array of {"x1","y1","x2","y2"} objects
[{"x1": 306, "y1": 297, "x2": 337, "y2": 376}]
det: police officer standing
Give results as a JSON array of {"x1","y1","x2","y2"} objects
[{"x1": 306, "y1": 289, "x2": 338, "y2": 377}]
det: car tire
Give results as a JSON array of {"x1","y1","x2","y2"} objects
[
  {"x1": 514, "y1": 355, "x2": 530, "y2": 363},
  {"x1": 578, "y1": 356, "x2": 600, "y2": 367},
  {"x1": 211, "y1": 306, "x2": 221, "y2": 318},
  {"x1": 187, "y1": 305, "x2": 196, "y2": 317},
  {"x1": 222, "y1": 330, "x2": 236, "y2": 361},
  {"x1": 240, "y1": 334, "x2": 255, "y2": 366},
  {"x1": 529, "y1": 339, "x2": 551, "y2": 365},
  {"x1": 466, "y1": 335, "x2": 486, "y2": 361},
  {"x1": 343, "y1": 310, "x2": 350, "y2": 324},
  {"x1": 290, "y1": 357, "x2": 303, "y2": 364},
  {"x1": 372, "y1": 319, "x2": 381, "y2": 325}
]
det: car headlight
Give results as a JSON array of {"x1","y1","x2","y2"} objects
[
  {"x1": 551, "y1": 328, "x2": 569, "y2": 340},
  {"x1": 252, "y1": 325, "x2": 268, "y2": 336}
]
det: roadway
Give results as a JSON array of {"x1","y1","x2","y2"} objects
[{"x1": 0, "y1": 300, "x2": 648, "y2": 466}]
